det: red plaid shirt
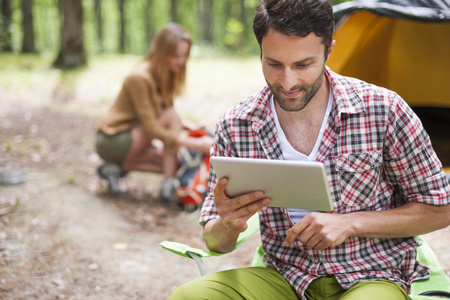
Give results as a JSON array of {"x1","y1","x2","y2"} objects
[{"x1": 200, "y1": 67, "x2": 450, "y2": 299}]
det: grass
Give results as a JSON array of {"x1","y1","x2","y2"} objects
[{"x1": 0, "y1": 52, "x2": 265, "y2": 127}]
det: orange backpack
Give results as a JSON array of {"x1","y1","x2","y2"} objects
[{"x1": 173, "y1": 128, "x2": 211, "y2": 211}]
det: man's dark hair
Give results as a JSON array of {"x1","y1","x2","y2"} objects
[{"x1": 253, "y1": 0, "x2": 335, "y2": 57}]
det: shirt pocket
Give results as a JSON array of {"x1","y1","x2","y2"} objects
[{"x1": 335, "y1": 151, "x2": 383, "y2": 209}]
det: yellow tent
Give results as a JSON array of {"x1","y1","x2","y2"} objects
[{"x1": 327, "y1": 0, "x2": 450, "y2": 108}]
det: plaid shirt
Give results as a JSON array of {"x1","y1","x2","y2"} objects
[{"x1": 200, "y1": 66, "x2": 450, "y2": 299}]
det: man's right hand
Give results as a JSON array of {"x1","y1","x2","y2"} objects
[{"x1": 203, "y1": 177, "x2": 270, "y2": 252}]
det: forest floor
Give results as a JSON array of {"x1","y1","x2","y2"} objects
[{"x1": 0, "y1": 54, "x2": 449, "y2": 300}]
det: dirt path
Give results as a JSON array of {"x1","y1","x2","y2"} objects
[
  {"x1": 0, "y1": 56, "x2": 268, "y2": 299},
  {"x1": 1, "y1": 166, "x2": 448, "y2": 300},
  {"x1": 0, "y1": 168, "x2": 261, "y2": 299},
  {"x1": 0, "y1": 55, "x2": 448, "y2": 299}
]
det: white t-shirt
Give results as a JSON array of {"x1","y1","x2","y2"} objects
[{"x1": 270, "y1": 91, "x2": 333, "y2": 223}]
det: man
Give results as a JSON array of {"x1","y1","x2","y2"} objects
[{"x1": 170, "y1": 0, "x2": 450, "y2": 299}]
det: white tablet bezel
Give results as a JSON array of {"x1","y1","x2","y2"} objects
[{"x1": 210, "y1": 156, "x2": 333, "y2": 211}]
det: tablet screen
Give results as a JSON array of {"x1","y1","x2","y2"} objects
[{"x1": 210, "y1": 156, "x2": 333, "y2": 211}]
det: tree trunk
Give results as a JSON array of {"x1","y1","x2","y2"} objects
[
  {"x1": 52, "y1": 0, "x2": 86, "y2": 69},
  {"x1": 118, "y1": 0, "x2": 125, "y2": 53},
  {"x1": 144, "y1": 0, "x2": 154, "y2": 50},
  {"x1": 240, "y1": 0, "x2": 247, "y2": 34},
  {"x1": 94, "y1": 0, "x2": 103, "y2": 53},
  {"x1": 1, "y1": 0, "x2": 12, "y2": 52},
  {"x1": 21, "y1": 0, "x2": 36, "y2": 53},
  {"x1": 239, "y1": 0, "x2": 246, "y2": 51},
  {"x1": 224, "y1": 0, "x2": 232, "y2": 31},
  {"x1": 199, "y1": 0, "x2": 213, "y2": 44},
  {"x1": 170, "y1": 0, "x2": 177, "y2": 22}
]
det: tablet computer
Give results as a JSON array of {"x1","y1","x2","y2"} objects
[{"x1": 210, "y1": 156, "x2": 333, "y2": 211}]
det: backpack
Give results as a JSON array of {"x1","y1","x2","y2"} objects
[
  {"x1": 161, "y1": 128, "x2": 211, "y2": 211},
  {"x1": 175, "y1": 153, "x2": 210, "y2": 211}
]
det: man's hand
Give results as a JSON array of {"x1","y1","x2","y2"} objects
[
  {"x1": 203, "y1": 177, "x2": 270, "y2": 253},
  {"x1": 284, "y1": 212, "x2": 352, "y2": 250},
  {"x1": 178, "y1": 135, "x2": 213, "y2": 154},
  {"x1": 215, "y1": 177, "x2": 270, "y2": 234},
  {"x1": 284, "y1": 202, "x2": 450, "y2": 251}
]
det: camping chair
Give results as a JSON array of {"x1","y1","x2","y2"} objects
[{"x1": 160, "y1": 213, "x2": 450, "y2": 299}]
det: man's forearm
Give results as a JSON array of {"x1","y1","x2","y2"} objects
[
  {"x1": 203, "y1": 218, "x2": 242, "y2": 253},
  {"x1": 285, "y1": 201, "x2": 450, "y2": 249},
  {"x1": 350, "y1": 202, "x2": 450, "y2": 239}
]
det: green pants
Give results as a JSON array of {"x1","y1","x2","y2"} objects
[
  {"x1": 96, "y1": 129, "x2": 132, "y2": 164},
  {"x1": 170, "y1": 267, "x2": 409, "y2": 300}
]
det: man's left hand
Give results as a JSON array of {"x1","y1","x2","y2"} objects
[{"x1": 284, "y1": 212, "x2": 352, "y2": 250}]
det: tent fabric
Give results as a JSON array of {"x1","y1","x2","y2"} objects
[
  {"x1": 327, "y1": 0, "x2": 450, "y2": 108},
  {"x1": 333, "y1": 0, "x2": 450, "y2": 23}
]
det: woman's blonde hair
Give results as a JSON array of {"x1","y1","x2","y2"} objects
[{"x1": 145, "y1": 23, "x2": 192, "y2": 107}]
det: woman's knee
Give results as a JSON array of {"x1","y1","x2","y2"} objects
[{"x1": 159, "y1": 107, "x2": 182, "y2": 131}]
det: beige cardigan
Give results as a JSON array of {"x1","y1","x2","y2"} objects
[{"x1": 98, "y1": 61, "x2": 178, "y2": 146}]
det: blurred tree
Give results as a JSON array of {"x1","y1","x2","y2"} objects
[
  {"x1": 118, "y1": 0, "x2": 126, "y2": 53},
  {"x1": 223, "y1": 0, "x2": 246, "y2": 51},
  {"x1": 94, "y1": 0, "x2": 104, "y2": 53},
  {"x1": 144, "y1": 0, "x2": 155, "y2": 48},
  {"x1": 1, "y1": 0, "x2": 12, "y2": 51},
  {"x1": 21, "y1": 0, "x2": 36, "y2": 53},
  {"x1": 198, "y1": 0, "x2": 213, "y2": 44},
  {"x1": 222, "y1": 0, "x2": 233, "y2": 46},
  {"x1": 2, "y1": 0, "x2": 353, "y2": 56},
  {"x1": 170, "y1": 0, "x2": 177, "y2": 22},
  {"x1": 53, "y1": 0, "x2": 86, "y2": 69},
  {"x1": 239, "y1": 0, "x2": 246, "y2": 51}
]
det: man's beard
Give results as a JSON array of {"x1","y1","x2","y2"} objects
[{"x1": 267, "y1": 69, "x2": 324, "y2": 112}]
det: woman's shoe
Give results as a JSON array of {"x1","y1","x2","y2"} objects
[
  {"x1": 160, "y1": 177, "x2": 178, "y2": 203},
  {"x1": 97, "y1": 163, "x2": 128, "y2": 194}
]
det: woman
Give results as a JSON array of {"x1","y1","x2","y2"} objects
[{"x1": 96, "y1": 23, "x2": 211, "y2": 194}]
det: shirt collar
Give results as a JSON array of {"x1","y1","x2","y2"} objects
[
  {"x1": 235, "y1": 66, "x2": 366, "y2": 128},
  {"x1": 325, "y1": 66, "x2": 366, "y2": 116},
  {"x1": 235, "y1": 86, "x2": 274, "y2": 132}
]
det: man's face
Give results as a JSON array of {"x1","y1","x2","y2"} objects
[{"x1": 261, "y1": 29, "x2": 332, "y2": 112}]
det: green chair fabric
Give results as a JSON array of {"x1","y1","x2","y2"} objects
[
  {"x1": 160, "y1": 213, "x2": 260, "y2": 259},
  {"x1": 409, "y1": 236, "x2": 450, "y2": 299},
  {"x1": 160, "y1": 213, "x2": 450, "y2": 298}
]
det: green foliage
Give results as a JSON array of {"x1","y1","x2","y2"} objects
[
  {"x1": 3, "y1": 140, "x2": 14, "y2": 152},
  {"x1": 224, "y1": 18, "x2": 244, "y2": 48},
  {"x1": 3, "y1": 0, "x2": 351, "y2": 57}
]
